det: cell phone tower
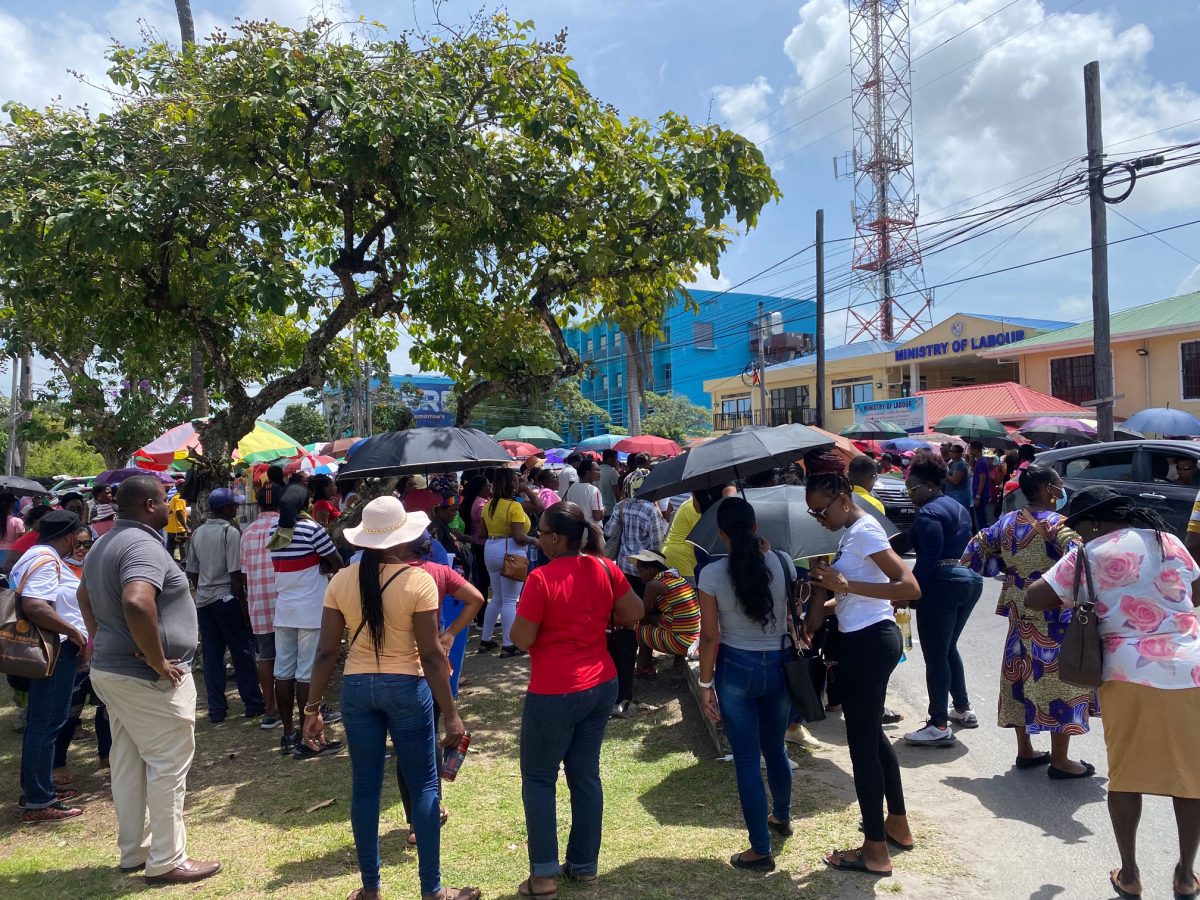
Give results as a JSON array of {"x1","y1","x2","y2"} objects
[{"x1": 839, "y1": 0, "x2": 932, "y2": 342}]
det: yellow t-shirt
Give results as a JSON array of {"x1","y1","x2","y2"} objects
[
  {"x1": 663, "y1": 498, "x2": 702, "y2": 577},
  {"x1": 481, "y1": 498, "x2": 530, "y2": 538},
  {"x1": 324, "y1": 563, "x2": 439, "y2": 676},
  {"x1": 853, "y1": 485, "x2": 885, "y2": 514},
  {"x1": 165, "y1": 495, "x2": 189, "y2": 534}
]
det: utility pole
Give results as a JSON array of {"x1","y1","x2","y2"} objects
[
  {"x1": 1085, "y1": 60, "x2": 1114, "y2": 443},
  {"x1": 815, "y1": 209, "x2": 827, "y2": 428},
  {"x1": 16, "y1": 351, "x2": 30, "y2": 476},
  {"x1": 756, "y1": 302, "x2": 770, "y2": 426},
  {"x1": 365, "y1": 362, "x2": 374, "y2": 436},
  {"x1": 5, "y1": 357, "x2": 17, "y2": 476}
]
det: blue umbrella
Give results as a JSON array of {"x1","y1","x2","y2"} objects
[
  {"x1": 1122, "y1": 407, "x2": 1200, "y2": 436},
  {"x1": 577, "y1": 433, "x2": 626, "y2": 452},
  {"x1": 882, "y1": 437, "x2": 932, "y2": 453}
]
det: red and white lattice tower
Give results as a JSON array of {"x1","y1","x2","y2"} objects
[{"x1": 843, "y1": 0, "x2": 932, "y2": 342}]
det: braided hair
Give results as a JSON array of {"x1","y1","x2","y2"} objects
[{"x1": 805, "y1": 471, "x2": 853, "y2": 498}]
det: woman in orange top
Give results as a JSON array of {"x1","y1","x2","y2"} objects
[{"x1": 304, "y1": 497, "x2": 479, "y2": 900}]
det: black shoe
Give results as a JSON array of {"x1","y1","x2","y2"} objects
[
  {"x1": 244, "y1": 708, "x2": 266, "y2": 719},
  {"x1": 730, "y1": 852, "x2": 775, "y2": 872},
  {"x1": 319, "y1": 704, "x2": 342, "y2": 725},
  {"x1": 498, "y1": 645, "x2": 526, "y2": 659},
  {"x1": 476, "y1": 640, "x2": 499, "y2": 654},
  {"x1": 881, "y1": 707, "x2": 902, "y2": 724},
  {"x1": 768, "y1": 817, "x2": 793, "y2": 837},
  {"x1": 208, "y1": 714, "x2": 226, "y2": 725},
  {"x1": 293, "y1": 740, "x2": 345, "y2": 760},
  {"x1": 609, "y1": 701, "x2": 631, "y2": 719},
  {"x1": 280, "y1": 731, "x2": 298, "y2": 756}
]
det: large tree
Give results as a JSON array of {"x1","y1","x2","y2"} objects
[{"x1": 0, "y1": 15, "x2": 777, "y2": 460}]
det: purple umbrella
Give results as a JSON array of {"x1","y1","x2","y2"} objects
[
  {"x1": 95, "y1": 468, "x2": 175, "y2": 486},
  {"x1": 1021, "y1": 416, "x2": 1096, "y2": 433}
]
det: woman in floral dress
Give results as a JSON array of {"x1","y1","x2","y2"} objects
[{"x1": 961, "y1": 464, "x2": 1096, "y2": 778}]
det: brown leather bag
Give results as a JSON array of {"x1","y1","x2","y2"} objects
[
  {"x1": 0, "y1": 557, "x2": 63, "y2": 679},
  {"x1": 501, "y1": 539, "x2": 528, "y2": 583},
  {"x1": 1059, "y1": 545, "x2": 1102, "y2": 688}
]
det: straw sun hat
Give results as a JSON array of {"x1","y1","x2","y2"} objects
[{"x1": 344, "y1": 496, "x2": 431, "y2": 550}]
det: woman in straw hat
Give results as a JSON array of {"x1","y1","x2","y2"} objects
[{"x1": 303, "y1": 496, "x2": 480, "y2": 900}]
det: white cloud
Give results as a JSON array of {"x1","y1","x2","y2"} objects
[
  {"x1": 689, "y1": 266, "x2": 733, "y2": 291},
  {"x1": 712, "y1": 75, "x2": 775, "y2": 145},
  {"x1": 1178, "y1": 265, "x2": 1200, "y2": 295}
]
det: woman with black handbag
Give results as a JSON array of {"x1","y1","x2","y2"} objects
[
  {"x1": 1027, "y1": 486, "x2": 1200, "y2": 900},
  {"x1": 805, "y1": 472, "x2": 921, "y2": 878}
]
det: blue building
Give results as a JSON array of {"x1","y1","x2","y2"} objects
[{"x1": 564, "y1": 290, "x2": 817, "y2": 438}]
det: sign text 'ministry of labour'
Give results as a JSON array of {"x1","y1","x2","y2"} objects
[{"x1": 893, "y1": 329, "x2": 1026, "y2": 362}]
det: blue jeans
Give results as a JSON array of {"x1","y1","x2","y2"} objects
[
  {"x1": 715, "y1": 644, "x2": 792, "y2": 855},
  {"x1": 21, "y1": 640, "x2": 80, "y2": 808},
  {"x1": 341, "y1": 674, "x2": 441, "y2": 895},
  {"x1": 440, "y1": 597, "x2": 470, "y2": 698},
  {"x1": 520, "y1": 678, "x2": 618, "y2": 878},
  {"x1": 915, "y1": 566, "x2": 984, "y2": 726},
  {"x1": 197, "y1": 597, "x2": 264, "y2": 719}
]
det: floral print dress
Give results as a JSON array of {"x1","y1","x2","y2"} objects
[{"x1": 962, "y1": 509, "x2": 1095, "y2": 734}]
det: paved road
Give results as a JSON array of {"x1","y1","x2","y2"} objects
[{"x1": 879, "y1": 574, "x2": 1181, "y2": 900}]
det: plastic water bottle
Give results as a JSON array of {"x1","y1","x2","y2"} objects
[
  {"x1": 895, "y1": 608, "x2": 914, "y2": 651},
  {"x1": 440, "y1": 732, "x2": 471, "y2": 782}
]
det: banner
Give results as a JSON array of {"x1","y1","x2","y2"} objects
[{"x1": 852, "y1": 396, "x2": 927, "y2": 434}]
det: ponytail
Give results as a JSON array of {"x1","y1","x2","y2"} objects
[
  {"x1": 716, "y1": 496, "x2": 775, "y2": 628},
  {"x1": 355, "y1": 547, "x2": 387, "y2": 662}
]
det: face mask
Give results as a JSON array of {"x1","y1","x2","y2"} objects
[{"x1": 1053, "y1": 488, "x2": 1067, "y2": 511}]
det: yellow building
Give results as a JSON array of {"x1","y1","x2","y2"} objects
[
  {"x1": 979, "y1": 291, "x2": 1200, "y2": 420},
  {"x1": 704, "y1": 312, "x2": 1073, "y2": 434}
]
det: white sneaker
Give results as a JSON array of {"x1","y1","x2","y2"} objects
[
  {"x1": 760, "y1": 753, "x2": 801, "y2": 770},
  {"x1": 948, "y1": 708, "x2": 979, "y2": 728},
  {"x1": 785, "y1": 724, "x2": 826, "y2": 749},
  {"x1": 903, "y1": 721, "x2": 957, "y2": 746}
]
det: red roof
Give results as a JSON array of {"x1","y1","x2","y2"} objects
[{"x1": 918, "y1": 382, "x2": 1090, "y2": 424}]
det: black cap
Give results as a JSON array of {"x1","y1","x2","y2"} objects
[
  {"x1": 38, "y1": 510, "x2": 82, "y2": 543},
  {"x1": 1063, "y1": 485, "x2": 1132, "y2": 527}
]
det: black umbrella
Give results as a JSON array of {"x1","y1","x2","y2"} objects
[
  {"x1": 636, "y1": 424, "x2": 833, "y2": 502},
  {"x1": 686, "y1": 485, "x2": 901, "y2": 561},
  {"x1": 0, "y1": 475, "x2": 50, "y2": 497},
  {"x1": 95, "y1": 468, "x2": 174, "y2": 486},
  {"x1": 337, "y1": 427, "x2": 513, "y2": 479}
]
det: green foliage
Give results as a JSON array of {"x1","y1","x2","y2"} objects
[
  {"x1": 278, "y1": 403, "x2": 328, "y2": 446},
  {"x1": 25, "y1": 435, "x2": 105, "y2": 479},
  {"x1": 456, "y1": 377, "x2": 608, "y2": 443},
  {"x1": 371, "y1": 381, "x2": 416, "y2": 434},
  {"x1": 641, "y1": 391, "x2": 712, "y2": 444}
]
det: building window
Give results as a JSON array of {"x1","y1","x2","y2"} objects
[
  {"x1": 693, "y1": 321, "x2": 714, "y2": 349},
  {"x1": 1183, "y1": 341, "x2": 1200, "y2": 400},
  {"x1": 585, "y1": 338, "x2": 593, "y2": 355},
  {"x1": 615, "y1": 331, "x2": 623, "y2": 351},
  {"x1": 616, "y1": 372, "x2": 623, "y2": 390},
  {"x1": 662, "y1": 362, "x2": 672, "y2": 388},
  {"x1": 832, "y1": 382, "x2": 873, "y2": 410},
  {"x1": 600, "y1": 374, "x2": 608, "y2": 393},
  {"x1": 598, "y1": 334, "x2": 607, "y2": 355},
  {"x1": 770, "y1": 386, "x2": 810, "y2": 410},
  {"x1": 1049, "y1": 354, "x2": 1095, "y2": 405},
  {"x1": 722, "y1": 397, "x2": 751, "y2": 416}
]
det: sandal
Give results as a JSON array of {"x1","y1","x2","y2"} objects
[
  {"x1": 857, "y1": 821, "x2": 914, "y2": 851},
  {"x1": 429, "y1": 889, "x2": 481, "y2": 900},
  {"x1": 52, "y1": 772, "x2": 73, "y2": 787},
  {"x1": 562, "y1": 863, "x2": 599, "y2": 887},
  {"x1": 22, "y1": 801, "x2": 83, "y2": 823},
  {"x1": 825, "y1": 848, "x2": 892, "y2": 877},
  {"x1": 1110, "y1": 868, "x2": 1142, "y2": 899},
  {"x1": 1175, "y1": 863, "x2": 1198, "y2": 900},
  {"x1": 517, "y1": 878, "x2": 557, "y2": 898}
]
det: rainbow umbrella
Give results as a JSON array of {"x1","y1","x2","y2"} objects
[{"x1": 135, "y1": 420, "x2": 303, "y2": 469}]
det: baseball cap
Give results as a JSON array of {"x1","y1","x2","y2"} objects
[{"x1": 209, "y1": 487, "x2": 245, "y2": 509}]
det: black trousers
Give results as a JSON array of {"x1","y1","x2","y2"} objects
[
  {"x1": 838, "y1": 620, "x2": 905, "y2": 843},
  {"x1": 607, "y1": 573, "x2": 644, "y2": 704}
]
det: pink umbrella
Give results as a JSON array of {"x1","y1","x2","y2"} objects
[
  {"x1": 284, "y1": 453, "x2": 338, "y2": 476},
  {"x1": 499, "y1": 440, "x2": 542, "y2": 459},
  {"x1": 614, "y1": 435, "x2": 682, "y2": 458}
]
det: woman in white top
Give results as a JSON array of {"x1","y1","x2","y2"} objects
[{"x1": 805, "y1": 471, "x2": 921, "y2": 877}]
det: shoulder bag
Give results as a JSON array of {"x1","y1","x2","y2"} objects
[
  {"x1": 0, "y1": 555, "x2": 63, "y2": 679},
  {"x1": 604, "y1": 501, "x2": 625, "y2": 560},
  {"x1": 1058, "y1": 544, "x2": 1103, "y2": 688},
  {"x1": 501, "y1": 536, "x2": 529, "y2": 583},
  {"x1": 774, "y1": 550, "x2": 825, "y2": 723}
]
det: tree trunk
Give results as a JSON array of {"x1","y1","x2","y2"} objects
[
  {"x1": 174, "y1": 0, "x2": 196, "y2": 44},
  {"x1": 622, "y1": 325, "x2": 643, "y2": 436}
]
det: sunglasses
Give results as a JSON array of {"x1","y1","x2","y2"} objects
[
  {"x1": 76, "y1": 540, "x2": 93, "y2": 549},
  {"x1": 807, "y1": 494, "x2": 840, "y2": 520}
]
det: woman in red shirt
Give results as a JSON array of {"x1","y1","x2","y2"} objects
[
  {"x1": 510, "y1": 502, "x2": 642, "y2": 898},
  {"x1": 311, "y1": 475, "x2": 341, "y2": 526}
]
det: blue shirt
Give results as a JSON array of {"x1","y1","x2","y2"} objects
[
  {"x1": 909, "y1": 494, "x2": 975, "y2": 587},
  {"x1": 945, "y1": 458, "x2": 972, "y2": 508}
]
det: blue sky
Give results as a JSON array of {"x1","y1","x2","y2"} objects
[{"x1": 4, "y1": 0, "x2": 1200, "y2": 408}]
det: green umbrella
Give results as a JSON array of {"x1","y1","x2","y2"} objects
[
  {"x1": 933, "y1": 414, "x2": 1009, "y2": 439},
  {"x1": 839, "y1": 420, "x2": 909, "y2": 441},
  {"x1": 492, "y1": 425, "x2": 564, "y2": 449}
]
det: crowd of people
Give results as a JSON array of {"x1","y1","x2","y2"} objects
[{"x1": 5, "y1": 432, "x2": 1200, "y2": 899}]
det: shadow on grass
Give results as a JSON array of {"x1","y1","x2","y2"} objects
[
  {"x1": 264, "y1": 822, "x2": 413, "y2": 890},
  {"x1": 0, "y1": 865, "x2": 156, "y2": 897}
]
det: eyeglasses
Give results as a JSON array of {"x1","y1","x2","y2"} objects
[
  {"x1": 807, "y1": 495, "x2": 840, "y2": 520},
  {"x1": 76, "y1": 540, "x2": 93, "y2": 549}
]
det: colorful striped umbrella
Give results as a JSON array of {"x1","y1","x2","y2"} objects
[
  {"x1": 284, "y1": 453, "x2": 339, "y2": 476},
  {"x1": 134, "y1": 420, "x2": 303, "y2": 469}
]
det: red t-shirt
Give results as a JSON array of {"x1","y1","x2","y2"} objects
[
  {"x1": 411, "y1": 560, "x2": 468, "y2": 604},
  {"x1": 404, "y1": 489, "x2": 441, "y2": 518},
  {"x1": 8, "y1": 529, "x2": 39, "y2": 561},
  {"x1": 313, "y1": 499, "x2": 341, "y2": 521},
  {"x1": 516, "y1": 554, "x2": 630, "y2": 695}
]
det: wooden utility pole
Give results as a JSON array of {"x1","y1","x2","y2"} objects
[
  {"x1": 1085, "y1": 61, "x2": 1114, "y2": 443},
  {"x1": 5, "y1": 357, "x2": 17, "y2": 476},
  {"x1": 15, "y1": 351, "x2": 30, "y2": 476},
  {"x1": 756, "y1": 302, "x2": 770, "y2": 425},
  {"x1": 815, "y1": 208, "x2": 827, "y2": 428}
]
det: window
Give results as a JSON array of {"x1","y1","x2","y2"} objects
[
  {"x1": 600, "y1": 374, "x2": 608, "y2": 393},
  {"x1": 832, "y1": 382, "x2": 873, "y2": 410},
  {"x1": 1183, "y1": 341, "x2": 1200, "y2": 400},
  {"x1": 616, "y1": 372, "x2": 623, "y2": 390},
  {"x1": 693, "y1": 321, "x2": 714, "y2": 349},
  {"x1": 900, "y1": 376, "x2": 928, "y2": 397},
  {"x1": 1063, "y1": 449, "x2": 1134, "y2": 482},
  {"x1": 1050, "y1": 354, "x2": 1095, "y2": 405},
  {"x1": 770, "y1": 386, "x2": 811, "y2": 410},
  {"x1": 722, "y1": 397, "x2": 751, "y2": 416},
  {"x1": 598, "y1": 334, "x2": 607, "y2": 355},
  {"x1": 585, "y1": 338, "x2": 593, "y2": 355},
  {"x1": 662, "y1": 362, "x2": 672, "y2": 388},
  {"x1": 615, "y1": 331, "x2": 624, "y2": 351}
]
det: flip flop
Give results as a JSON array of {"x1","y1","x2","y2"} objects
[
  {"x1": 517, "y1": 878, "x2": 557, "y2": 899},
  {"x1": 561, "y1": 864, "x2": 599, "y2": 887},
  {"x1": 825, "y1": 849, "x2": 892, "y2": 877},
  {"x1": 858, "y1": 821, "x2": 915, "y2": 851},
  {"x1": 1015, "y1": 752, "x2": 1051, "y2": 769},
  {"x1": 1048, "y1": 761, "x2": 1096, "y2": 780},
  {"x1": 1174, "y1": 863, "x2": 1199, "y2": 899},
  {"x1": 1110, "y1": 868, "x2": 1142, "y2": 899}
]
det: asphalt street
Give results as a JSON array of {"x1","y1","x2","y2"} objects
[{"x1": 872, "y1": 573, "x2": 1182, "y2": 900}]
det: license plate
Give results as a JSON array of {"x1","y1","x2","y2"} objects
[{"x1": 897, "y1": 506, "x2": 915, "y2": 515}]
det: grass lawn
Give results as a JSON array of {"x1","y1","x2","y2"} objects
[{"x1": 0, "y1": 648, "x2": 956, "y2": 899}]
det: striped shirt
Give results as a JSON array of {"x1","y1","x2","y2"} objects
[
  {"x1": 240, "y1": 511, "x2": 279, "y2": 635},
  {"x1": 652, "y1": 569, "x2": 701, "y2": 637},
  {"x1": 269, "y1": 518, "x2": 338, "y2": 629},
  {"x1": 1190, "y1": 487, "x2": 1200, "y2": 535}
]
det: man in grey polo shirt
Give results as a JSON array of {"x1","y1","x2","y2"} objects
[{"x1": 78, "y1": 475, "x2": 220, "y2": 885}]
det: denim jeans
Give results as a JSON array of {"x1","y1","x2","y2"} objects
[
  {"x1": 197, "y1": 597, "x2": 264, "y2": 718},
  {"x1": 715, "y1": 644, "x2": 793, "y2": 856},
  {"x1": 520, "y1": 678, "x2": 618, "y2": 878},
  {"x1": 54, "y1": 672, "x2": 112, "y2": 768},
  {"x1": 341, "y1": 674, "x2": 441, "y2": 895},
  {"x1": 21, "y1": 640, "x2": 80, "y2": 808},
  {"x1": 915, "y1": 566, "x2": 984, "y2": 726},
  {"x1": 440, "y1": 597, "x2": 470, "y2": 698}
]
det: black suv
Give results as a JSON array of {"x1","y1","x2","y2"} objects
[
  {"x1": 872, "y1": 474, "x2": 915, "y2": 553},
  {"x1": 1034, "y1": 439, "x2": 1200, "y2": 537}
]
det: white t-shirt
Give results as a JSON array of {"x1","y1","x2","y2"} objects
[
  {"x1": 557, "y1": 465, "x2": 579, "y2": 495},
  {"x1": 562, "y1": 481, "x2": 603, "y2": 519},
  {"x1": 831, "y1": 516, "x2": 895, "y2": 634},
  {"x1": 11, "y1": 545, "x2": 83, "y2": 642}
]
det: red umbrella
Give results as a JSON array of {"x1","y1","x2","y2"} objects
[
  {"x1": 499, "y1": 440, "x2": 542, "y2": 459},
  {"x1": 614, "y1": 435, "x2": 682, "y2": 458}
]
